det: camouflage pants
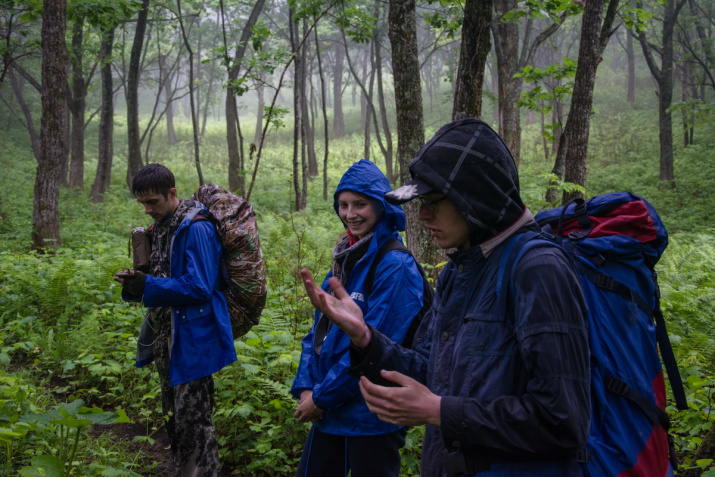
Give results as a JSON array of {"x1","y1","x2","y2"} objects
[{"x1": 154, "y1": 327, "x2": 219, "y2": 477}]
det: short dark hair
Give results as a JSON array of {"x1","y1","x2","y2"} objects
[{"x1": 131, "y1": 164, "x2": 175, "y2": 199}]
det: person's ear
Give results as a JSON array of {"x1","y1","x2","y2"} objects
[{"x1": 168, "y1": 187, "x2": 178, "y2": 199}]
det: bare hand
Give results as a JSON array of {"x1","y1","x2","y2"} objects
[
  {"x1": 301, "y1": 268, "x2": 371, "y2": 348},
  {"x1": 294, "y1": 390, "x2": 324, "y2": 423},
  {"x1": 359, "y1": 370, "x2": 442, "y2": 427}
]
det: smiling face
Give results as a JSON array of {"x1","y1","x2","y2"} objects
[
  {"x1": 136, "y1": 188, "x2": 179, "y2": 222},
  {"x1": 337, "y1": 190, "x2": 379, "y2": 240},
  {"x1": 417, "y1": 193, "x2": 471, "y2": 250}
]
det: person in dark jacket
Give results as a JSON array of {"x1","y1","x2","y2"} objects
[
  {"x1": 300, "y1": 119, "x2": 590, "y2": 477},
  {"x1": 291, "y1": 159, "x2": 426, "y2": 477},
  {"x1": 115, "y1": 164, "x2": 236, "y2": 476}
]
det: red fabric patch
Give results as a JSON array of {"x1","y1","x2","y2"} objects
[
  {"x1": 619, "y1": 371, "x2": 670, "y2": 477},
  {"x1": 559, "y1": 201, "x2": 658, "y2": 243}
]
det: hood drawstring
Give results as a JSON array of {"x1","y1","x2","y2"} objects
[{"x1": 347, "y1": 230, "x2": 358, "y2": 246}]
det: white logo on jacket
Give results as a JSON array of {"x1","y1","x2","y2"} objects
[{"x1": 350, "y1": 292, "x2": 365, "y2": 302}]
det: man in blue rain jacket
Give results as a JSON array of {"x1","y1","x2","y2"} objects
[{"x1": 116, "y1": 163, "x2": 236, "y2": 476}]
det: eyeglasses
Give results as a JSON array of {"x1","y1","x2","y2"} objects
[{"x1": 418, "y1": 196, "x2": 446, "y2": 211}]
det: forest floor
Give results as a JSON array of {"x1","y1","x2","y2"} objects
[{"x1": 92, "y1": 422, "x2": 238, "y2": 476}]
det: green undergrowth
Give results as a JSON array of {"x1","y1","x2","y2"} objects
[{"x1": 1, "y1": 108, "x2": 715, "y2": 474}]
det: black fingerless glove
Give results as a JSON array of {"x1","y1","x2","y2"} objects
[{"x1": 123, "y1": 271, "x2": 147, "y2": 298}]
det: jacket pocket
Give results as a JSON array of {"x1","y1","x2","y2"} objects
[
  {"x1": 173, "y1": 303, "x2": 212, "y2": 323},
  {"x1": 458, "y1": 312, "x2": 518, "y2": 357}
]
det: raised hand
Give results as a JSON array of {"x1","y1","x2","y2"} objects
[
  {"x1": 300, "y1": 268, "x2": 372, "y2": 348},
  {"x1": 358, "y1": 370, "x2": 442, "y2": 427}
]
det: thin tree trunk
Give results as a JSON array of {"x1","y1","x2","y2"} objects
[
  {"x1": 160, "y1": 53, "x2": 177, "y2": 145},
  {"x1": 636, "y1": 0, "x2": 687, "y2": 184},
  {"x1": 34, "y1": 0, "x2": 68, "y2": 250},
  {"x1": 8, "y1": 68, "x2": 40, "y2": 160},
  {"x1": 545, "y1": 120, "x2": 569, "y2": 204},
  {"x1": 69, "y1": 20, "x2": 86, "y2": 189},
  {"x1": 222, "y1": 0, "x2": 265, "y2": 193},
  {"x1": 332, "y1": 38, "x2": 345, "y2": 138},
  {"x1": 290, "y1": 7, "x2": 304, "y2": 211},
  {"x1": 125, "y1": 0, "x2": 150, "y2": 188},
  {"x1": 90, "y1": 28, "x2": 115, "y2": 202},
  {"x1": 342, "y1": 30, "x2": 388, "y2": 167},
  {"x1": 303, "y1": 18, "x2": 318, "y2": 177},
  {"x1": 314, "y1": 24, "x2": 330, "y2": 201},
  {"x1": 59, "y1": 104, "x2": 70, "y2": 187},
  {"x1": 374, "y1": 6, "x2": 394, "y2": 183},
  {"x1": 363, "y1": 45, "x2": 373, "y2": 161},
  {"x1": 626, "y1": 28, "x2": 636, "y2": 103},
  {"x1": 255, "y1": 69, "x2": 265, "y2": 146},
  {"x1": 176, "y1": 0, "x2": 203, "y2": 186}
]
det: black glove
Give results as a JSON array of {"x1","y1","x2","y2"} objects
[{"x1": 122, "y1": 271, "x2": 147, "y2": 298}]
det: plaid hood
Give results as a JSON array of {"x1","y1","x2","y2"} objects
[{"x1": 386, "y1": 118, "x2": 525, "y2": 245}]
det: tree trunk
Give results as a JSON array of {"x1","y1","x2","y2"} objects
[
  {"x1": 200, "y1": 14, "x2": 220, "y2": 140},
  {"x1": 34, "y1": 0, "x2": 68, "y2": 250},
  {"x1": 255, "y1": 70, "x2": 265, "y2": 146},
  {"x1": 363, "y1": 46, "x2": 373, "y2": 161},
  {"x1": 160, "y1": 53, "x2": 177, "y2": 145},
  {"x1": 342, "y1": 30, "x2": 388, "y2": 170},
  {"x1": 562, "y1": 0, "x2": 620, "y2": 203},
  {"x1": 125, "y1": 0, "x2": 149, "y2": 188},
  {"x1": 304, "y1": 18, "x2": 318, "y2": 177},
  {"x1": 452, "y1": 0, "x2": 491, "y2": 120},
  {"x1": 59, "y1": 104, "x2": 70, "y2": 187},
  {"x1": 289, "y1": 7, "x2": 304, "y2": 211},
  {"x1": 8, "y1": 68, "x2": 40, "y2": 160},
  {"x1": 388, "y1": 0, "x2": 439, "y2": 266},
  {"x1": 332, "y1": 38, "x2": 345, "y2": 138},
  {"x1": 177, "y1": 0, "x2": 203, "y2": 186},
  {"x1": 374, "y1": 6, "x2": 394, "y2": 183},
  {"x1": 314, "y1": 24, "x2": 330, "y2": 201},
  {"x1": 90, "y1": 28, "x2": 115, "y2": 202},
  {"x1": 492, "y1": 0, "x2": 520, "y2": 163},
  {"x1": 69, "y1": 20, "x2": 86, "y2": 189},
  {"x1": 626, "y1": 28, "x2": 635, "y2": 103},
  {"x1": 636, "y1": 0, "x2": 687, "y2": 184},
  {"x1": 545, "y1": 120, "x2": 569, "y2": 204},
  {"x1": 224, "y1": 0, "x2": 265, "y2": 193}
]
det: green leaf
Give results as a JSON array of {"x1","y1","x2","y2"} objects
[{"x1": 19, "y1": 455, "x2": 64, "y2": 477}]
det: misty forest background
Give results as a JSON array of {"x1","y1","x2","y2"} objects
[{"x1": 1, "y1": 0, "x2": 715, "y2": 474}]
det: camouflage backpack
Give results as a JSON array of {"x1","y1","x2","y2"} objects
[{"x1": 192, "y1": 184, "x2": 267, "y2": 338}]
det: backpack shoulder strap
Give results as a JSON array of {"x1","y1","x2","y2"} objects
[
  {"x1": 364, "y1": 237, "x2": 434, "y2": 349},
  {"x1": 364, "y1": 238, "x2": 412, "y2": 297},
  {"x1": 496, "y1": 230, "x2": 557, "y2": 300}
]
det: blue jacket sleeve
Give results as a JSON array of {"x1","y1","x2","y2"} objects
[
  {"x1": 312, "y1": 252, "x2": 425, "y2": 411},
  {"x1": 291, "y1": 309, "x2": 320, "y2": 399},
  {"x1": 142, "y1": 221, "x2": 220, "y2": 307}
]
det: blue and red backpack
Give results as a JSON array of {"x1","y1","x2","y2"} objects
[{"x1": 501, "y1": 192, "x2": 687, "y2": 477}]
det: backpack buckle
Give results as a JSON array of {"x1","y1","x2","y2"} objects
[
  {"x1": 606, "y1": 376, "x2": 629, "y2": 396},
  {"x1": 595, "y1": 274, "x2": 614, "y2": 290}
]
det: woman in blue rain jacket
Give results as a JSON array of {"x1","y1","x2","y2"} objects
[{"x1": 291, "y1": 159, "x2": 426, "y2": 477}]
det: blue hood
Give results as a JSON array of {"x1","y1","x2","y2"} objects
[{"x1": 333, "y1": 159, "x2": 406, "y2": 232}]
